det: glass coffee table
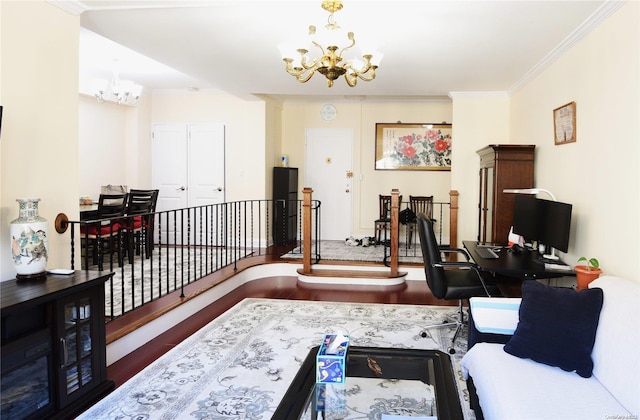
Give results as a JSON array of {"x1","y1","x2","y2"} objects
[{"x1": 274, "y1": 346, "x2": 463, "y2": 419}]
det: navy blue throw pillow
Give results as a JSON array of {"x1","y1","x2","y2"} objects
[{"x1": 504, "y1": 280, "x2": 603, "y2": 378}]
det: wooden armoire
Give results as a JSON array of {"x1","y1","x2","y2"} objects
[{"x1": 477, "y1": 144, "x2": 535, "y2": 245}]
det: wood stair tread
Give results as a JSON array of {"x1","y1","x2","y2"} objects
[{"x1": 297, "y1": 268, "x2": 407, "y2": 279}]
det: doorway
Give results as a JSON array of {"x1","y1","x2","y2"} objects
[{"x1": 305, "y1": 128, "x2": 353, "y2": 240}]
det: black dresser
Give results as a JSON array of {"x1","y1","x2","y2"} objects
[{"x1": 1, "y1": 271, "x2": 114, "y2": 419}]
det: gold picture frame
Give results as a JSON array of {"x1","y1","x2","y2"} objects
[
  {"x1": 553, "y1": 101, "x2": 576, "y2": 145},
  {"x1": 375, "y1": 123, "x2": 452, "y2": 171}
]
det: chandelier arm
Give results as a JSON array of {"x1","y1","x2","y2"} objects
[
  {"x1": 284, "y1": 59, "x2": 317, "y2": 82},
  {"x1": 296, "y1": 71, "x2": 316, "y2": 83},
  {"x1": 284, "y1": 58, "x2": 312, "y2": 75},
  {"x1": 352, "y1": 68, "x2": 375, "y2": 82},
  {"x1": 285, "y1": 66, "x2": 306, "y2": 78},
  {"x1": 344, "y1": 72, "x2": 358, "y2": 87},
  {"x1": 299, "y1": 55, "x2": 321, "y2": 71},
  {"x1": 283, "y1": 58, "x2": 298, "y2": 74},
  {"x1": 346, "y1": 55, "x2": 376, "y2": 81},
  {"x1": 357, "y1": 67, "x2": 376, "y2": 82},
  {"x1": 338, "y1": 32, "x2": 356, "y2": 57},
  {"x1": 291, "y1": 68, "x2": 317, "y2": 83},
  {"x1": 311, "y1": 40, "x2": 327, "y2": 57}
]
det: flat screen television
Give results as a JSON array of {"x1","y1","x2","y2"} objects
[{"x1": 512, "y1": 195, "x2": 572, "y2": 259}]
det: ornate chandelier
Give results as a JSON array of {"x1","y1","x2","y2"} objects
[
  {"x1": 282, "y1": 0, "x2": 381, "y2": 88},
  {"x1": 94, "y1": 61, "x2": 143, "y2": 106}
]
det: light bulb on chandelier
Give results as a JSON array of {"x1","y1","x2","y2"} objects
[{"x1": 280, "y1": 0, "x2": 382, "y2": 87}]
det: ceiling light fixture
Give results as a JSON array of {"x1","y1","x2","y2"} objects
[
  {"x1": 281, "y1": 0, "x2": 382, "y2": 88},
  {"x1": 94, "y1": 60, "x2": 143, "y2": 106}
]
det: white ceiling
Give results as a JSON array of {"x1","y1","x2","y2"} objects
[{"x1": 65, "y1": 0, "x2": 620, "y2": 101}]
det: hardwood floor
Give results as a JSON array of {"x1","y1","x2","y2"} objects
[{"x1": 106, "y1": 258, "x2": 453, "y2": 388}]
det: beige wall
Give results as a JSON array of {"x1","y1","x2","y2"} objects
[
  {"x1": 449, "y1": 94, "x2": 511, "y2": 244},
  {"x1": 509, "y1": 2, "x2": 640, "y2": 281},
  {"x1": 281, "y1": 100, "x2": 453, "y2": 237},
  {"x1": 79, "y1": 93, "x2": 153, "y2": 199},
  {"x1": 261, "y1": 97, "x2": 283, "y2": 201},
  {"x1": 0, "y1": 1, "x2": 79, "y2": 279},
  {"x1": 80, "y1": 96, "x2": 131, "y2": 197}
]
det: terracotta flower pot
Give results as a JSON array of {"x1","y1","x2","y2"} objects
[{"x1": 574, "y1": 265, "x2": 602, "y2": 291}]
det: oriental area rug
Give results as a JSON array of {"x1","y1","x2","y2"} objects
[
  {"x1": 94, "y1": 246, "x2": 253, "y2": 318},
  {"x1": 79, "y1": 298, "x2": 475, "y2": 420},
  {"x1": 283, "y1": 240, "x2": 424, "y2": 264}
]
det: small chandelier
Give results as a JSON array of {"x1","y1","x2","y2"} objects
[
  {"x1": 281, "y1": 0, "x2": 381, "y2": 88},
  {"x1": 94, "y1": 61, "x2": 143, "y2": 106}
]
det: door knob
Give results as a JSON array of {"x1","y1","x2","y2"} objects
[
  {"x1": 177, "y1": 186, "x2": 186, "y2": 191},
  {"x1": 215, "y1": 187, "x2": 223, "y2": 192}
]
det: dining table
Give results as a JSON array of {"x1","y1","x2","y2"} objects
[{"x1": 80, "y1": 203, "x2": 99, "y2": 220}]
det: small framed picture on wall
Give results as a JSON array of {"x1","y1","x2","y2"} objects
[{"x1": 553, "y1": 101, "x2": 576, "y2": 145}]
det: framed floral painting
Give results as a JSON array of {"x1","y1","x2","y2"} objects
[{"x1": 375, "y1": 123, "x2": 452, "y2": 171}]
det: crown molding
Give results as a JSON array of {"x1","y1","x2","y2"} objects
[
  {"x1": 47, "y1": 1, "x2": 91, "y2": 15},
  {"x1": 448, "y1": 92, "x2": 509, "y2": 99},
  {"x1": 508, "y1": 1, "x2": 626, "y2": 95}
]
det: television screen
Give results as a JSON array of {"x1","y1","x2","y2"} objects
[{"x1": 511, "y1": 196, "x2": 572, "y2": 253}]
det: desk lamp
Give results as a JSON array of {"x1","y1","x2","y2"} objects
[
  {"x1": 503, "y1": 188, "x2": 557, "y2": 201},
  {"x1": 503, "y1": 188, "x2": 559, "y2": 260}
]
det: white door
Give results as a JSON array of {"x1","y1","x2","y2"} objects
[
  {"x1": 152, "y1": 123, "x2": 225, "y2": 245},
  {"x1": 188, "y1": 123, "x2": 225, "y2": 207},
  {"x1": 188, "y1": 123, "x2": 225, "y2": 245},
  {"x1": 305, "y1": 128, "x2": 353, "y2": 240},
  {"x1": 152, "y1": 124, "x2": 188, "y2": 213}
]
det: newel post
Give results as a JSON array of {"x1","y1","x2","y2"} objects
[
  {"x1": 449, "y1": 189, "x2": 459, "y2": 250},
  {"x1": 390, "y1": 189, "x2": 400, "y2": 276},
  {"x1": 302, "y1": 187, "x2": 313, "y2": 273}
]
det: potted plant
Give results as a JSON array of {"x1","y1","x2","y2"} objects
[{"x1": 574, "y1": 257, "x2": 602, "y2": 291}]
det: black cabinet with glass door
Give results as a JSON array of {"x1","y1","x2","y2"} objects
[{"x1": 1, "y1": 271, "x2": 114, "y2": 419}]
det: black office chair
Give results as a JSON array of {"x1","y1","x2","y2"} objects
[{"x1": 416, "y1": 213, "x2": 501, "y2": 354}]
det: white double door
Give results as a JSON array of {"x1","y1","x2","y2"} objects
[{"x1": 152, "y1": 123, "x2": 225, "y2": 245}]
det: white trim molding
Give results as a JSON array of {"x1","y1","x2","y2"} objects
[{"x1": 508, "y1": 1, "x2": 627, "y2": 95}]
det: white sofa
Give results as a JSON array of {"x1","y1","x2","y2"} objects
[{"x1": 461, "y1": 276, "x2": 640, "y2": 420}]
